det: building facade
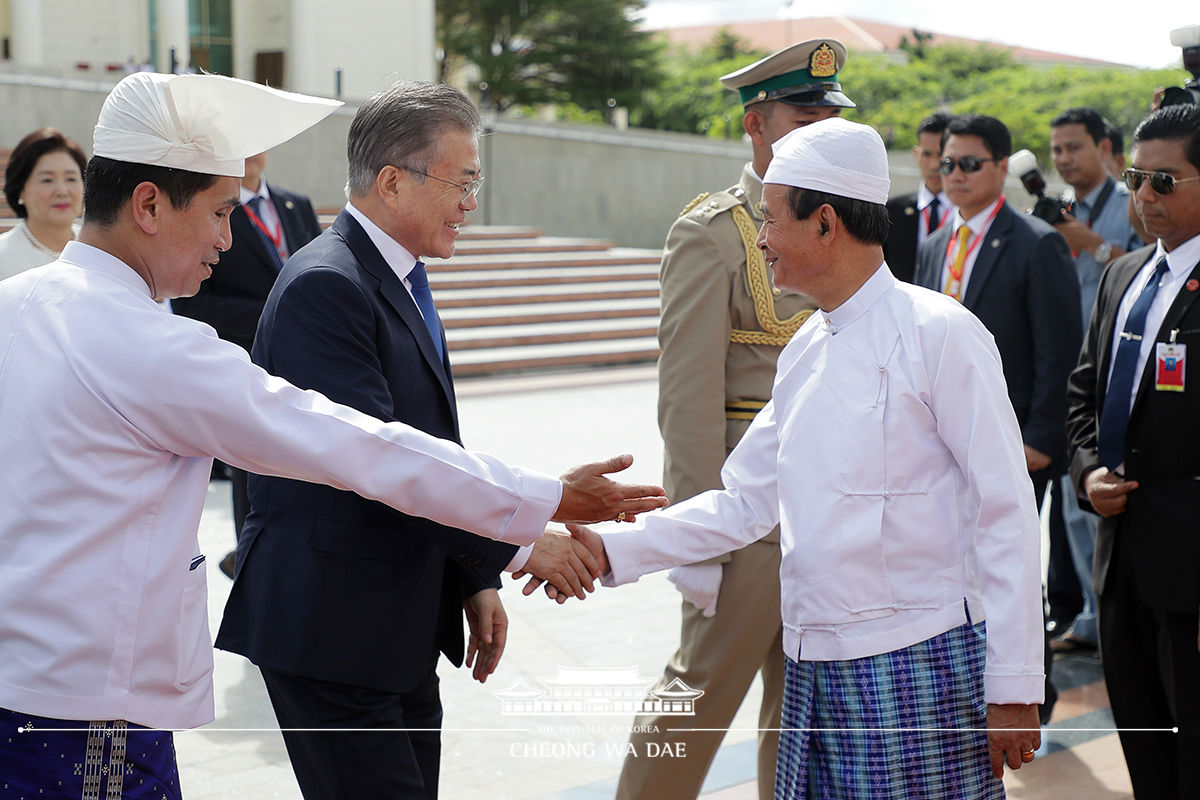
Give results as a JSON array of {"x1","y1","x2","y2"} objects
[{"x1": 0, "y1": 0, "x2": 434, "y2": 99}]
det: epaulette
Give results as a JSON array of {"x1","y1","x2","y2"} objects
[{"x1": 679, "y1": 186, "x2": 744, "y2": 223}]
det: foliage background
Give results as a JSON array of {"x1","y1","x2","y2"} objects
[{"x1": 436, "y1": 8, "x2": 1185, "y2": 165}]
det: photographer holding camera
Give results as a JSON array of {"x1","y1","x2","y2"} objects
[{"x1": 1041, "y1": 108, "x2": 1146, "y2": 655}]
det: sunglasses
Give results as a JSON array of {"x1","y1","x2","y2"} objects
[
  {"x1": 939, "y1": 155, "x2": 1000, "y2": 175},
  {"x1": 1122, "y1": 168, "x2": 1200, "y2": 195}
]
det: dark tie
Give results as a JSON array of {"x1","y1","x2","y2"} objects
[
  {"x1": 408, "y1": 261, "x2": 445, "y2": 362},
  {"x1": 1097, "y1": 257, "x2": 1170, "y2": 470},
  {"x1": 246, "y1": 196, "x2": 285, "y2": 272},
  {"x1": 927, "y1": 196, "x2": 942, "y2": 234}
]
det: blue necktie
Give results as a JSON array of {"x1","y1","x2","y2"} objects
[
  {"x1": 246, "y1": 196, "x2": 285, "y2": 272},
  {"x1": 1097, "y1": 257, "x2": 1170, "y2": 470},
  {"x1": 407, "y1": 261, "x2": 445, "y2": 362}
]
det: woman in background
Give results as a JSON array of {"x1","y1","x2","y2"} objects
[{"x1": 0, "y1": 127, "x2": 86, "y2": 280}]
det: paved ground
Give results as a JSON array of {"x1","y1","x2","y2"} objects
[{"x1": 176, "y1": 365, "x2": 1134, "y2": 799}]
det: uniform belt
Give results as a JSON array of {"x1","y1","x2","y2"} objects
[{"x1": 726, "y1": 400, "x2": 767, "y2": 420}]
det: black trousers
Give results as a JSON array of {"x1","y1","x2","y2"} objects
[
  {"x1": 1099, "y1": 536, "x2": 1200, "y2": 800},
  {"x1": 260, "y1": 665, "x2": 443, "y2": 800}
]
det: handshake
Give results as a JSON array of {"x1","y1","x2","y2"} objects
[{"x1": 514, "y1": 454, "x2": 659, "y2": 602}]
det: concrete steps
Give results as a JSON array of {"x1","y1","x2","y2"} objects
[
  {"x1": 317, "y1": 209, "x2": 663, "y2": 376},
  {"x1": 432, "y1": 228, "x2": 662, "y2": 376}
]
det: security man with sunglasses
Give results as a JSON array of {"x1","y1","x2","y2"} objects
[
  {"x1": 1066, "y1": 103, "x2": 1200, "y2": 800},
  {"x1": 916, "y1": 114, "x2": 1081, "y2": 502}
]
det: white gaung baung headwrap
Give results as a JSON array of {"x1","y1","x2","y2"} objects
[
  {"x1": 764, "y1": 117, "x2": 890, "y2": 205},
  {"x1": 93, "y1": 73, "x2": 343, "y2": 178}
]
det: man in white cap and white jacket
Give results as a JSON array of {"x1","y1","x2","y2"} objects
[
  {"x1": 565, "y1": 118, "x2": 1044, "y2": 797},
  {"x1": 0, "y1": 72, "x2": 664, "y2": 797}
]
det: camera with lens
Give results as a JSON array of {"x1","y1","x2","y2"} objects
[
  {"x1": 1161, "y1": 25, "x2": 1200, "y2": 107},
  {"x1": 1009, "y1": 149, "x2": 1071, "y2": 225}
]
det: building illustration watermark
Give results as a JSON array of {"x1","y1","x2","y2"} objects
[{"x1": 493, "y1": 666, "x2": 704, "y2": 717}]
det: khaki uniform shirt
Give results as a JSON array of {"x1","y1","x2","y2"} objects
[{"x1": 657, "y1": 163, "x2": 817, "y2": 547}]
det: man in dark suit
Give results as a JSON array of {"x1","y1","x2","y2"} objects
[
  {"x1": 915, "y1": 114, "x2": 1081, "y2": 496},
  {"x1": 215, "y1": 81, "x2": 633, "y2": 799},
  {"x1": 1065, "y1": 103, "x2": 1200, "y2": 800},
  {"x1": 172, "y1": 150, "x2": 323, "y2": 574},
  {"x1": 884, "y1": 111, "x2": 952, "y2": 283}
]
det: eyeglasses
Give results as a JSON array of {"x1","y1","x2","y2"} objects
[
  {"x1": 401, "y1": 166, "x2": 485, "y2": 204},
  {"x1": 938, "y1": 155, "x2": 1000, "y2": 175},
  {"x1": 1122, "y1": 168, "x2": 1200, "y2": 195}
]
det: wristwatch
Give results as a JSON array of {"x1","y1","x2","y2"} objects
[{"x1": 1092, "y1": 241, "x2": 1113, "y2": 264}]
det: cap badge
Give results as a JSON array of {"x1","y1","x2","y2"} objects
[{"x1": 809, "y1": 43, "x2": 838, "y2": 78}]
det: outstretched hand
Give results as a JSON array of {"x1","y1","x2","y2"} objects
[
  {"x1": 512, "y1": 527, "x2": 601, "y2": 603},
  {"x1": 518, "y1": 524, "x2": 610, "y2": 602},
  {"x1": 552, "y1": 455, "x2": 667, "y2": 524}
]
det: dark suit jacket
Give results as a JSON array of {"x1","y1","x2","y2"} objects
[
  {"x1": 172, "y1": 184, "x2": 322, "y2": 351},
  {"x1": 916, "y1": 202, "x2": 1082, "y2": 470},
  {"x1": 1066, "y1": 245, "x2": 1200, "y2": 612},
  {"x1": 884, "y1": 192, "x2": 920, "y2": 283},
  {"x1": 215, "y1": 210, "x2": 517, "y2": 693}
]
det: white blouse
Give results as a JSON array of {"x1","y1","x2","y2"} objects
[{"x1": 0, "y1": 221, "x2": 72, "y2": 281}]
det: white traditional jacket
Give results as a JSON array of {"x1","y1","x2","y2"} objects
[
  {"x1": 0, "y1": 242, "x2": 561, "y2": 729},
  {"x1": 604, "y1": 266, "x2": 1044, "y2": 705}
]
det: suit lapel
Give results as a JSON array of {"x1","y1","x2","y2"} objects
[
  {"x1": 961, "y1": 203, "x2": 1013, "y2": 310},
  {"x1": 271, "y1": 191, "x2": 305, "y2": 258},
  {"x1": 1094, "y1": 254, "x2": 1149, "y2": 407},
  {"x1": 231, "y1": 207, "x2": 277, "y2": 272},
  {"x1": 330, "y1": 212, "x2": 457, "y2": 413},
  {"x1": 917, "y1": 223, "x2": 952, "y2": 290}
]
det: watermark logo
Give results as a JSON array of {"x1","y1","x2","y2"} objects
[{"x1": 493, "y1": 666, "x2": 704, "y2": 717}]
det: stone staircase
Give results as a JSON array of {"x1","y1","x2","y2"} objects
[{"x1": 431, "y1": 225, "x2": 662, "y2": 377}]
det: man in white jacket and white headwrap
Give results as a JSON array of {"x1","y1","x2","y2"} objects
[{"x1": 566, "y1": 118, "x2": 1044, "y2": 798}]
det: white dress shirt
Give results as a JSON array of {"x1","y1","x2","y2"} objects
[
  {"x1": 1107, "y1": 233, "x2": 1200, "y2": 416},
  {"x1": 0, "y1": 242, "x2": 560, "y2": 728},
  {"x1": 602, "y1": 265, "x2": 1044, "y2": 705}
]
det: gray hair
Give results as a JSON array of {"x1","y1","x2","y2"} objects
[{"x1": 346, "y1": 80, "x2": 481, "y2": 197}]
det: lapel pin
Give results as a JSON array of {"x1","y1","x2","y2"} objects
[
  {"x1": 904, "y1": 207, "x2": 915, "y2": 216},
  {"x1": 991, "y1": 239, "x2": 1000, "y2": 248},
  {"x1": 1188, "y1": 279, "x2": 1199, "y2": 292},
  {"x1": 285, "y1": 200, "x2": 295, "y2": 209}
]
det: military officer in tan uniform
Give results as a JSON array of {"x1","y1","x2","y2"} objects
[{"x1": 616, "y1": 40, "x2": 856, "y2": 800}]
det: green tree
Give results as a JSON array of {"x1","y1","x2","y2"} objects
[{"x1": 437, "y1": 0, "x2": 662, "y2": 118}]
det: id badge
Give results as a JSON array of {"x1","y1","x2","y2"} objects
[{"x1": 1155, "y1": 342, "x2": 1186, "y2": 392}]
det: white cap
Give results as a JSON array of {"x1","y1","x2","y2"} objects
[
  {"x1": 93, "y1": 72, "x2": 343, "y2": 178},
  {"x1": 764, "y1": 117, "x2": 890, "y2": 205}
]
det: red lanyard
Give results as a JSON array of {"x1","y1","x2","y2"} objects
[
  {"x1": 243, "y1": 201, "x2": 284, "y2": 256},
  {"x1": 943, "y1": 196, "x2": 1004, "y2": 277}
]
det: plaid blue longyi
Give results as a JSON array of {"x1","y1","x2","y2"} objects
[
  {"x1": 0, "y1": 707, "x2": 182, "y2": 800},
  {"x1": 775, "y1": 621, "x2": 1004, "y2": 800}
]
